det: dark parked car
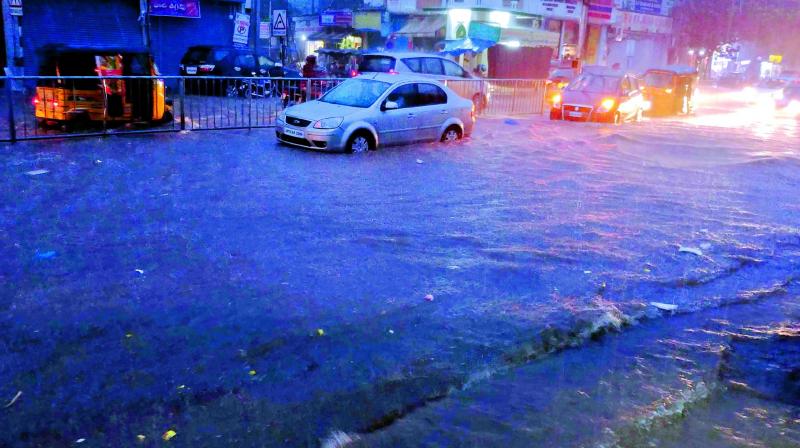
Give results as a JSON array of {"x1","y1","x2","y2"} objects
[
  {"x1": 550, "y1": 69, "x2": 645, "y2": 124},
  {"x1": 179, "y1": 45, "x2": 300, "y2": 96}
]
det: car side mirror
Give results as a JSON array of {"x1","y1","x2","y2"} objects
[{"x1": 383, "y1": 100, "x2": 399, "y2": 111}]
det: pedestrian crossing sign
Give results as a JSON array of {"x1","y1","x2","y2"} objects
[{"x1": 272, "y1": 10, "x2": 287, "y2": 37}]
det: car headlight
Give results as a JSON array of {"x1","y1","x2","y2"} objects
[
  {"x1": 599, "y1": 98, "x2": 615, "y2": 112},
  {"x1": 552, "y1": 94, "x2": 562, "y2": 107},
  {"x1": 313, "y1": 117, "x2": 343, "y2": 129}
]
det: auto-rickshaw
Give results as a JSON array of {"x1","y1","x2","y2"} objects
[
  {"x1": 641, "y1": 65, "x2": 698, "y2": 115},
  {"x1": 34, "y1": 46, "x2": 172, "y2": 127}
]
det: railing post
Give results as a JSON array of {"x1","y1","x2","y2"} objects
[
  {"x1": 179, "y1": 77, "x2": 186, "y2": 130},
  {"x1": 305, "y1": 78, "x2": 311, "y2": 103},
  {"x1": 5, "y1": 77, "x2": 16, "y2": 143},
  {"x1": 247, "y1": 78, "x2": 253, "y2": 130},
  {"x1": 100, "y1": 77, "x2": 108, "y2": 135}
]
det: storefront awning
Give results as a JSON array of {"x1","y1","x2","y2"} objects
[
  {"x1": 439, "y1": 38, "x2": 496, "y2": 56},
  {"x1": 307, "y1": 30, "x2": 352, "y2": 42},
  {"x1": 395, "y1": 15, "x2": 445, "y2": 38}
]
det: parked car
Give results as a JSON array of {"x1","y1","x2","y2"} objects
[
  {"x1": 550, "y1": 69, "x2": 645, "y2": 123},
  {"x1": 179, "y1": 45, "x2": 300, "y2": 96},
  {"x1": 356, "y1": 52, "x2": 490, "y2": 113},
  {"x1": 276, "y1": 73, "x2": 475, "y2": 153}
]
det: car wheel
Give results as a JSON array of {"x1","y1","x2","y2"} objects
[
  {"x1": 441, "y1": 125, "x2": 462, "y2": 143},
  {"x1": 472, "y1": 94, "x2": 486, "y2": 114},
  {"x1": 346, "y1": 132, "x2": 374, "y2": 154}
]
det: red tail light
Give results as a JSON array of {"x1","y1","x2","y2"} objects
[
  {"x1": 388, "y1": 69, "x2": 399, "y2": 75},
  {"x1": 350, "y1": 70, "x2": 358, "y2": 77}
]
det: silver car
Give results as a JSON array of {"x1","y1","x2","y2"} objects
[
  {"x1": 276, "y1": 73, "x2": 475, "y2": 153},
  {"x1": 358, "y1": 52, "x2": 491, "y2": 112}
]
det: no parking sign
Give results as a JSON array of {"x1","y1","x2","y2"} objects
[{"x1": 233, "y1": 13, "x2": 250, "y2": 45}]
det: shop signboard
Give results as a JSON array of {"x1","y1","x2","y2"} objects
[
  {"x1": 320, "y1": 10, "x2": 353, "y2": 27},
  {"x1": 259, "y1": 21, "x2": 270, "y2": 39},
  {"x1": 8, "y1": 0, "x2": 22, "y2": 16},
  {"x1": 632, "y1": 0, "x2": 662, "y2": 15},
  {"x1": 149, "y1": 0, "x2": 201, "y2": 18},
  {"x1": 588, "y1": 0, "x2": 614, "y2": 23},
  {"x1": 233, "y1": 12, "x2": 250, "y2": 45},
  {"x1": 619, "y1": 10, "x2": 672, "y2": 34},
  {"x1": 530, "y1": 0, "x2": 582, "y2": 20}
]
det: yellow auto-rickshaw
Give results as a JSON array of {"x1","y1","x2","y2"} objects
[
  {"x1": 641, "y1": 65, "x2": 698, "y2": 115},
  {"x1": 34, "y1": 46, "x2": 172, "y2": 127}
]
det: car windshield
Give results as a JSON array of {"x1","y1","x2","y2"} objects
[
  {"x1": 567, "y1": 74, "x2": 621, "y2": 93},
  {"x1": 319, "y1": 79, "x2": 391, "y2": 108},
  {"x1": 644, "y1": 72, "x2": 674, "y2": 88},
  {"x1": 358, "y1": 56, "x2": 396, "y2": 73}
]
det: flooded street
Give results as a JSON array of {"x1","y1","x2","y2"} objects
[{"x1": 1, "y1": 88, "x2": 799, "y2": 447}]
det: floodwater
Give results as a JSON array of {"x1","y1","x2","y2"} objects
[{"x1": 1, "y1": 88, "x2": 799, "y2": 447}]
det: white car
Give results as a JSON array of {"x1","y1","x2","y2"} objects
[
  {"x1": 276, "y1": 73, "x2": 475, "y2": 153},
  {"x1": 357, "y1": 52, "x2": 490, "y2": 112}
]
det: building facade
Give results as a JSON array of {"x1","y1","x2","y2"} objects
[{"x1": 2, "y1": 0, "x2": 281, "y2": 77}]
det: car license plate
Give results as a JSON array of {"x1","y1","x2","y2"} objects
[
  {"x1": 284, "y1": 128, "x2": 304, "y2": 138},
  {"x1": 186, "y1": 66, "x2": 197, "y2": 75},
  {"x1": 568, "y1": 111, "x2": 584, "y2": 118}
]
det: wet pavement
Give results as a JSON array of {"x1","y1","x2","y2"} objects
[{"x1": 1, "y1": 89, "x2": 799, "y2": 447}]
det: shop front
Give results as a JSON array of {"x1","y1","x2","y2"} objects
[{"x1": 441, "y1": 9, "x2": 558, "y2": 78}]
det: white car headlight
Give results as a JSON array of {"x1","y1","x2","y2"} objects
[{"x1": 313, "y1": 117, "x2": 343, "y2": 129}]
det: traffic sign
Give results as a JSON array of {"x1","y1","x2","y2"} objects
[
  {"x1": 233, "y1": 12, "x2": 250, "y2": 45},
  {"x1": 272, "y1": 9, "x2": 287, "y2": 37}
]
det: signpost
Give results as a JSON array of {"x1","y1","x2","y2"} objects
[
  {"x1": 233, "y1": 13, "x2": 251, "y2": 45},
  {"x1": 272, "y1": 9, "x2": 287, "y2": 37}
]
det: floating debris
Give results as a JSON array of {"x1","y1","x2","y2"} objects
[
  {"x1": 76, "y1": 439, "x2": 86, "y2": 444},
  {"x1": 317, "y1": 328, "x2": 325, "y2": 336},
  {"x1": 4, "y1": 390, "x2": 22, "y2": 408},
  {"x1": 415, "y1": 159, "x2": 424, "y2": 164},
  {"x1": 162, "y1": 429, "x2": 177, "y2": 441},
  {"x1": 678, "y1": 246, "x2": 703, "y2": 257},
  {"x1": 25, "y1": 169, "x2": 49, "y2": 176},
  {"x1": 136, "y1": 435, "x2": 146, "y2": 442},
  {"x1": 651, "y1": 302, "x2": 678, "y2": 312},
  {"x1": 35, "y1": 250, "x2": 57, "y2": 259},
  {"x1": 699, "y1": 242, "x2": 712, "y2": 250},
  {"x1": 249, "y1": 370, "x2": 257, "y2": 376},
  {"x1": 134, "y1": 269, "x2": 145, "y2": 275},
  {"x1": 424, "y1": 294, "x2": 434, "y2": 302},
  {"x1": 388, "y1": 329, "x2": 395, "y2": 335}
]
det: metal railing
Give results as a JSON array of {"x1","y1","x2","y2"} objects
[
  {"x1": 442, "y1": 78, "x2": 548, "y2": 116},
  {"x1": 0, "y1": 76, "x2": 545, "y2": 142}
]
